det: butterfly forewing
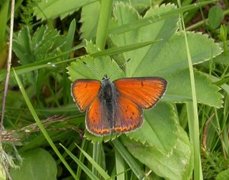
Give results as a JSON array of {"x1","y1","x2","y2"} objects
[
  {"x1": 114, "y1": 96, "x2": 143, "y2": 133},
  {"x1": 114, "y1": 77, "x2": 167, "y2": 109},
  {"x1": 86, "y1": 97, "x2": 111, "y2": 135},
  {"x1": 71, "y1": 80, "x2": 101, "y2": 111}
]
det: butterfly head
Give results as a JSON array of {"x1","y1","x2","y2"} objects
[{"x1": 102, "y1": 74, "x2": 109, "y2": 80}]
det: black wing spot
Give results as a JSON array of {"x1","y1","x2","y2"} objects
[{"x1": 141, "y1": 81, "x2": 144, "y2": 86}]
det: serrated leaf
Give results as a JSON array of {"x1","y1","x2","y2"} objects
[
  {"x1": 67, "y1": 42, "x2": 125, "y2": 81},
  {"x1": 10, "y1": 148, "x2": 57, "y2": 180},
  {"x1": 111, "y1": 3, "x2": 178, "y2": 76},
  {"x1": 34, "y1": 0, "x2": 96, "y2": 20},
  {"x1": 165, "y1": 69, "x2": 223, "y2": 108},
  {"x1": 80, "y1": 1, "x2": 100, "y2": 40},
  {"x1": 122, "y1": 126, "x2": 192, "y2": 180},
  {"x1": 126, "y1": 103, "x2": 178, "y2": 153},
  {"x1": 148, "y1": 32, "x2": 222, "y2": 76},
  {"x1": 110, "y1": 3, "x2": 223, "y2": 107},
  {"x1": 13, "y1": 26, "x2": 67, "y2": 64},
  {"x1": 13, "y1": 26, "x2": 35, "y2": 64},
  {"x1": 67, "y1": 55, "x2": 125, "y2": 81}
]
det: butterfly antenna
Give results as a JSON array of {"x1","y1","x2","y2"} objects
[{"x1": 116, "y1": 58, "x2": 131, "y2": 77}]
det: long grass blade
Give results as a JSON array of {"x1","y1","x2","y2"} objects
[
  {"x1": 13, "y1": 69, "x2": 76, "y2": 179},
  {"x1": 177, "y1": 0, "x2": 203, "y2": 179},
  {"x1": 75, "y1": 143, "x2": 110, "y2": 179},
  {"x1": 113, "y1": 139, "x2": 145, "y2": 179},
  {"x1": 95, "y1": 0, "x2": 113, "y2": 49},
  {"x1": 60, "y1": 144, "x2": 100, "y2": 180}
]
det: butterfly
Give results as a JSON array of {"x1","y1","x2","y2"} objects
[{"x1": 71, "y1": 75, "x2": 167, "y2": 136}]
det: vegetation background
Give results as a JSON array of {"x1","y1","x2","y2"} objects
[{"x1": 0, "y1": 0, "x2": 228, "y2": 179}]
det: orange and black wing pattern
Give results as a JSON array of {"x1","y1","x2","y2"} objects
[
  {"x1": 114, "y1": 77, "x2": 167, "y2": 109},
  {"x1": 114, "y1": 95, "x2": 143, "y2": 133},
  {"x1": 71, "y1": 79, "x2": 101, "y2": 111},
  {"x1": 86, "y1": 97, "x2": 111, "y2": 135}
]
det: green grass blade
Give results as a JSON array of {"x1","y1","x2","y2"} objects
[
  {"x1": 177, "y1": 1, "x2": 203, "y2": 179},
  {"x1": 60, "y1": 144, "x2": 100, "y2": 180},
  {"x1": 76, "y1": 139, "x2": 88, "y2": 178},
  {"x1": 0, "y1": 40, "x2": 156, "y2": 82},
  {"x1": 13, "y1": 69, "x2": 76, "y2": 179},
  {"x1": 75, "y1": 143, "x2": 110, "y2": 179},
  {"x1": 92, "y1": 142, "x2": 103, "y2": 177},
  {"x1": 0, "y1": 1, "x2": 9, "y2": 47},
  {"x1": 112, "y1": 139, "x2": 145, "y2": 179},
  {"x1": 95, "y1": 0, "x2": 113, "y2": 49},
  {"x1": 91, "y1": 40, "x2": 160, "y2": 57},
  {"x1": 115, "y1": 149, "x2": 126, "y2": 180}
]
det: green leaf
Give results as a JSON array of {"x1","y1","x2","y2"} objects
[
  {"x1": 126, "y1": 103, "x2": 178, "y2": 153},
  {"x1": 80, "y1": 1, "x2": 100, "y2": 40},
  {"x1": 67, "y1": 55, "x2": 124, "y2": 81},
  {"x1": 110, "y1": 3, "x2": 223, "y2": 107},
  {"x1": 149, "y1": 32, "x2": 222, "y2": 75},
  {"x1": 111, "y1": 3, "x2": 179, "y2": 76},
  {"x1": 208, "y1": 5, "x2": 224, "y2": 29},
  {"x1": 10, "y1": 148, "x2": 57, "y2": 180},
  {"x1": 13, "y1": 26, "x2": 67, "y2": 64},
  {"x1": 109, "y1": 1, "x2": 216, "y2": 35},
  {"x1": 34, "y1": 0, "x2": 96, "y2": 20},
  {"x1": 67, "y1": 42, "x2": 125, "y2": 81},
  {"x1": 165, "y1": 69, "x2": 223, "y2": 108},
  {"x1": 122, "y1": 126, "x2": 193, "y2": 180}
]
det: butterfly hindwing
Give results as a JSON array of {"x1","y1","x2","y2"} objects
[
  {"x1": 86, "y1": 97, "x2": 111, "y2": 135},
  {"x1": 114, "y1": 77, "x2": 167, "y2": 109},
  {"x1": 114, "y1": 96, "x2": 143, "y2": 133},
  {"x1": 71, "y1": 80, "x2": 101, "y2": 111}
]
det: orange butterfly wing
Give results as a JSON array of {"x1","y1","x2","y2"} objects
[
  {"x1": 72, "y1": 77, "x2": 167, "y2": 135},
  {"x1": 114, "y1": 77, "x2": 167, "y2": 109},
  {"x1": 86, "y1": 97, "x2": 111, "y2": 135},
  {"x1": 71, "y1": 80, "x2": 101, "y2": 111},
  {"x1": 114, "y1": 96, "x2": 143, "y2": 133}
]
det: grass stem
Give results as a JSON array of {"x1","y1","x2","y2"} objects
[{"x1": 96, "y1": 0, "x2": 113, "y2": 50}]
